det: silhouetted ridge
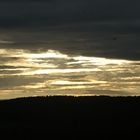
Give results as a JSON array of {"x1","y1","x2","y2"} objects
[{"x1": 0, "y1": 96, "x2": 140, "y2": 136}]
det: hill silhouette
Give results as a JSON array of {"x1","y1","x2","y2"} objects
[{"x1": 0, "y1": 96, "x2": 140, "y2": 137}]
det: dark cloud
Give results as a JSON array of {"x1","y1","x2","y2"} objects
[
  {"x1": 0, "y1": 65, "x2": 26, "y2": 69},
  {"x1": 0, "y1": 0, "x2": 139, "y2": 60},
  {"x1": 0, "y1": 0, "x2": 140, "y2": 28},
  {"x1": 0, "y1": 30, "x2": 139, "y2": 60},
  {"x1": 0, "y1": 56, "x2": 20, "y2": 64},
  {"x1": 0, "y1": 75, "x2": 44, "y2": 89}
]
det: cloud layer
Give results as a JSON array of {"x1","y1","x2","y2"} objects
[
  {"x1": 0, "y1": 0, "x2": 140, "y2": 99},
  {"x1": 0, "y1": 0, "x2": 139, "y2": 60},
  {"x1": 0, "y1": 49, "x2": 139, "y2": 99},
  {"x1": 0, "y1": 0, "x2": 140, "y2": 28}
]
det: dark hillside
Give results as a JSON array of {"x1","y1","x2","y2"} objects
[{"x1": 0, "y1": 96, "x2": 140, "y2": 137}]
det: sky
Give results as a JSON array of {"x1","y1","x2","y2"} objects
[{"x1": 0, "y1": 0, "x2": 140, "y2": 99}]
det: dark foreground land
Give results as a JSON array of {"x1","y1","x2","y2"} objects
[{"x1": 0, "y1": 96, "x2": 140, "y2": 137}]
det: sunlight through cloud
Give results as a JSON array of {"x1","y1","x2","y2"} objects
[{"x1": 0, "y1": 48, "x2": 140, "y2": 98}]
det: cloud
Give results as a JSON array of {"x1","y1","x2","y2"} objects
[
  {"x1": 0, "y1": 47, "x2": 139, "y2": 98},
  {"x1": 0, "y1": 0, "x2": 139, "y2": 60},
  {"x1": 0, "y1": 0, "x2": 140, "y2": 28},
  {"x1": 0, "y1": 75, "x2": 44, "y2": 89},
  {"x1": 0, "y1": 30, "x2": 140, "y2": 60}
]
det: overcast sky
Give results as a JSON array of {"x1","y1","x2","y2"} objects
[
  {"x1": 0, "y1": 0, "x2": 140, "y2": 27},
  {"x1": 0, "y1": 0, "x2": 140, "y2": 99},
  {"x1": 0, "y1": 0, "x2": 140, "y2": 60}
]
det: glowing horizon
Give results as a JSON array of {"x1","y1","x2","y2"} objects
[{"x1": 0, "y1": 48, "x2": 140, "y2": 99}]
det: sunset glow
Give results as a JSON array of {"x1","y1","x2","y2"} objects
[{"x1": 0, "y1": 48, "x2": 139, "y2": 99}]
